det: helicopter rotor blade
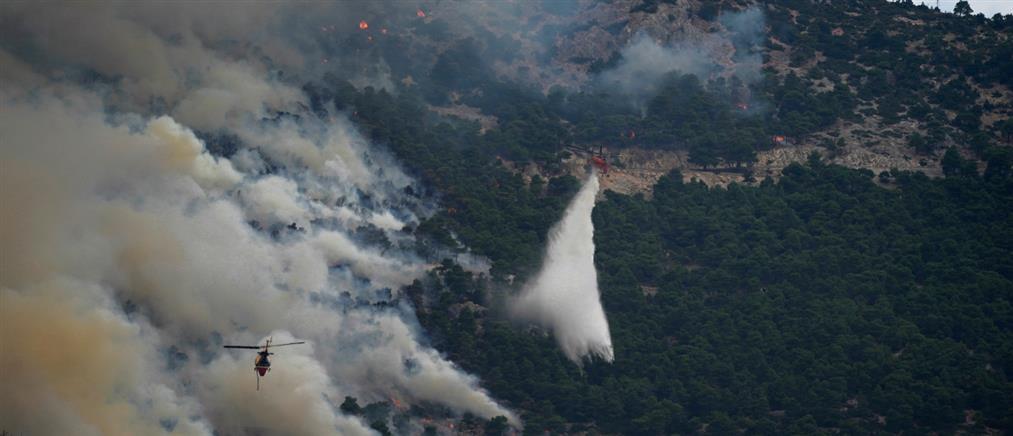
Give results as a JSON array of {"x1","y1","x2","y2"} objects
[
  {"x1": 268, "y1": 341, "x2": 306, "y2": 347},
  {"x1": 223, "y1": 345, "x2": 262, "y2": 349}
]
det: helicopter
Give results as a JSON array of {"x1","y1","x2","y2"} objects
[
  {"x1": 565, "y1": 144, "x2": 610, "y2": 175},
  {"x1": 223, "y1": 337, "x2": 305, "y2": 390}
]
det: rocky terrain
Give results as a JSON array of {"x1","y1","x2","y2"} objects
[{"x1": 417, "y1": 0, "x2": 1011, "y2": 192}]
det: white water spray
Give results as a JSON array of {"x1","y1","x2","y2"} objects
[{"x1": 513, "y1": 172, "x2": 614, "y2": 364}]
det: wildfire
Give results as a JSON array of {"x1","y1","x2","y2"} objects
[
  {"x1": 417, "y1": 9, "x2": 426, "y2": 18},
  {"x1": 359, "y1": 20, "x2": 368, "y2": 30},
  {"x1": 420, "y1": 417, "x2": 456, "y2": 431},
  {"x1": 773, "y1": 135, "x2": 786, "y2": 143}
]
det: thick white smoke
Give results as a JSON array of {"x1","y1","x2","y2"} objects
[
  {"x1": 0, "y1": 3, "x2": 519, "y2": 434},
  {"x1": 512, "y1": 172, "x2": 614, "y2": 364}
]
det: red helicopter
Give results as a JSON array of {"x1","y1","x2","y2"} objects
[
  {"x1": 566, "y1": 144, "x2": 610, "y2": 174},
  {"x1": 224, "y1": 337, "x2": 305, "y2": 390}
]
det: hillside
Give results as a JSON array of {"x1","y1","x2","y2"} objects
[
  {"x1": 2, "y1": 0, "x2": 1010, "y2": 435},
  {"x1": 302, "y1": 0, "x2": 1013, "y2": 433},
  {"x1": 374, "y1": 0, "x2": 1012, "y2": 189}
]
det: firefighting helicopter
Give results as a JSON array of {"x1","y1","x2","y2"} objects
[
  {"x1": 566, "y1": 144, "x2": 610, "y2": 174},
  {"x1": 223, "y1": 337, "x2": 305, "y2": 390}
]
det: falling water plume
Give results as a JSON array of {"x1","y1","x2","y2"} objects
[{"x1": 512, "y1": 171, "x2": 614, "y2": 364}]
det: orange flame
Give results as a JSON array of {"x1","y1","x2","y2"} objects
[
  {"x1": 359, "y1": 20, "x2": 369, "y2": 30},
  {"x1": 773, "y1": 135, "x2": 786, "y2": 143},
  {"x1": 417, "y1": 9, "x2": 426, "y2": 18}
]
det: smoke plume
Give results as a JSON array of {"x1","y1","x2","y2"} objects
[
  {"x1": 0, "y1": 3, "x2": 518, "y2": 434},
  {"x1": 512, "y1": 172, "x2": 614, "y2": 364},
  {"x1": 595, "y1": 6, "x2": 767, "y2": 108}
]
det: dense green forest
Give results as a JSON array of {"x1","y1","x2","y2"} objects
[
  {"x1": 284, "y1": 0, "x2": 1013, "y2": 433},
  {"x1": 288, "y1": 76, "x2": 1013, "y2": 433},
  {"x1": 421, "y1": 161, "x2": 1012, "y2": 434}
]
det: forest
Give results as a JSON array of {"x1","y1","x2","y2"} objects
[
  {"x1": 287, "y1": 0, "x2": 1013, "y2": 433},
  {"x1": 419, "y1": 160, "x2": 1013, "y2": 434},
  {"x1": 288, "y1": 68, "x2": 1013, "y2": 432},
  {"x1": 358, "y1": 0, "x2": 1013, "y2": 171},
  {"x1": 5, "y1": 0, "x2": 1013, "y2": 434}
]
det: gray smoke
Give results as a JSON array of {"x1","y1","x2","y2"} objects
[
  {"x1": 721, "y1": 6, "x2": 766, "y2": 85},
  {"x1": 0, "y1": 3, "x2": 519, "y2": 434},
  {"x1": 595, "y1": 6, "x2": 766, "y2": 108},
  {"x1": 596, "y1": 32, "x2": 720, "y2": 107},
  {"x1": 512, "y1": 172, "x2": 614, "y2": 364}
]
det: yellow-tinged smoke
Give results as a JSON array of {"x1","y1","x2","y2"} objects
[
  {"x1": 0, "y1": 1, "x2": 519, "y2": 431},
  {"x1": 0, "y1": 284, "x2": 209, "y2": 436}
]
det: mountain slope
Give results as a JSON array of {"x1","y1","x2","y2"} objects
[{"x1": 307, "y1": 1, "x2": 1013, "y2": 433}]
